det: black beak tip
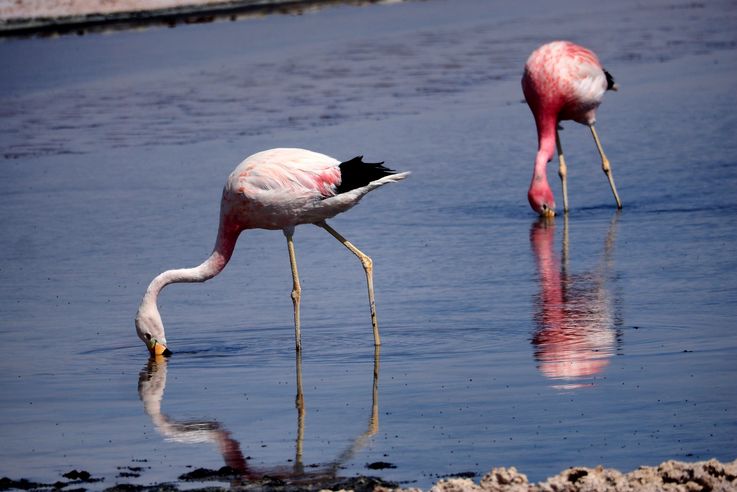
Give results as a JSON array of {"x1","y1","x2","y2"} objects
[{"x1": 162, "y1": 348, "x2": 173, "y2": 357}]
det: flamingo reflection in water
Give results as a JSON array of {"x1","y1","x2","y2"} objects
[
  {"x1": 137, "y1": 349, "x2": 380, "y2": 487},
  {"x1": 530, "y1": 214, "x2": 622, "y2": 389}
]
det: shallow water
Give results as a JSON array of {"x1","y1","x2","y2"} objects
[{"x1": 1, "y1": 0, "x2": 736, "y2": 489}]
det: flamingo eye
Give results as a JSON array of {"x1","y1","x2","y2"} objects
[{"x1": 145, "y1": 333, "x2": 152, "y2": 341}]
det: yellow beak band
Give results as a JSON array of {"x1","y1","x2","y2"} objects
[{"x1": 149, "y1": 339, "x2": 169, "y2": 356}]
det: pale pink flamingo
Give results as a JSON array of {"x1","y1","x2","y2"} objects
[
  {"x1": 135, "y1": 148, "x2": 409, "y2": 355},
  {"x1": 522, "y1": 40, "x2": 622, "y2": 216}
]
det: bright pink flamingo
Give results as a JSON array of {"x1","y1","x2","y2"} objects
[
  {"x1": 522, "y1": 40, "x2": 622, "y2": 216},
  {"x1": 135, "y1": 148, "x2": 409, "y2": 355}
]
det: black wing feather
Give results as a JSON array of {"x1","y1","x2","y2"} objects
[
  {"x1": 604, "y1": 69, "x2": 617, "y2": 91},
  {"x1": 335, "y1": 156, "x2": 397, "y2": 194}
]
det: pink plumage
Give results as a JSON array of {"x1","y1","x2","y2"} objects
[{"x1": 522, "y1": 41, "x2": 622, "y2": 216}]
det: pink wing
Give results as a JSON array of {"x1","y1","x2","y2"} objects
[
  {"x1": 561, "y1": 43, "x2": 608, "y2": 105},
  {"x1": 230, "y1": 148, "x2": 342, "y2": 199}
]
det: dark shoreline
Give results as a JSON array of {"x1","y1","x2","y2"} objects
[
  {"x1": 0, "y1": 0, "x2": 398, "y2": 38},
  {"x1": 2, "y1": 458, "x2": 736, "y2": 491}
]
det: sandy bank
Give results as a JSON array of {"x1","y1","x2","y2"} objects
[
  {"x1": 0, "y1": 0, "x2": 401, "y2": 36},
  {"x1": 400, "y1": 458, "x2": 737, "y2": 492}
]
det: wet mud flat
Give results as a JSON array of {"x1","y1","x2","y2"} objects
[
  {"x1": 3, "y1": 458, "x2": 736, "y2": 491},
  {"x1": 1, "y1": 468, "x2": 394, "y2": 491}
]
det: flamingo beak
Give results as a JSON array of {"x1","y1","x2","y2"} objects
[
  {"x1": 149, "y1": 339, "x2": 172, "y2": 357},
  {"x1": 541, "y1": 208, "x2": 556, "y2": 218}
]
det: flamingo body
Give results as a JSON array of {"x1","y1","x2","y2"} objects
[
  {"x1": 523, "y1": 41, "x2": 609, "y2": 127},
  {"x1": 224, "y1": 148, "x2": 400, "y2": 230},
  {"x1": 225, "y1": 148, "x2": 342, "y2": 231},
  {"x1": 522, "y1": 41, "x2": 621, "y2": 215},
  {"x1": 135, "y1": 148, "x2": 408, "y2": 355}
]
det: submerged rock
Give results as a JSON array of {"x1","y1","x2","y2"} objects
[
  {"x1": 178, "y1": 466, "x2": 240, "y2": 481},
  {"x1": 0, "y1": 477, "x2": 46, "y2": 490},
  {"x1": 367, "y1": 462, "x2": 398, "y2": 470}
]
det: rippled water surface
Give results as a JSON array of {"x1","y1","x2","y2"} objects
[{"x1": 1, "y1": 0, "x2": 736, "y2": 488}]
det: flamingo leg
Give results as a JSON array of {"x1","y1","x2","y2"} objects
[
  {"x1": 294, "y1": 350, "x2": 305, "y2": 473},
  {"x1": 589, "y1": 124, "x2": 623, "y2": 209},
  {"x1": 368, "y1": 345, "x2": 380, "y2": 435},
  {"x1": 316, "y1": 221, "x2": 380, "y2": 346},
  {"x1": 284, "y1": 229, "x2": 302, "y2": 351},
  {"x1": 556, "y1": 129, "x2": 569, "y2": 213}
]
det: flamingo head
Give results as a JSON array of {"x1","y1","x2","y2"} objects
[
  {"x1": 135, "y1": 302, "x2": 172, "y2": 357},
  {"x1": 528, "y1": 179, "x2": 556, "y2": 217}
]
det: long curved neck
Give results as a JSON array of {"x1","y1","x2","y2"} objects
[
  {"x1": 531, "y1": 111, "x2": 557, "y2": 185},
  {"x1": 141, "y1": 216, "x2": 242, "y2": 307}
]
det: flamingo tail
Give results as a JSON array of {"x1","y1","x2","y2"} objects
[
  {"x1": 336, "y1": 156, "x2": 401, "y2": 194},
  {"x1": 604, "y1": 69, "x2": 618, "y2": 91}
]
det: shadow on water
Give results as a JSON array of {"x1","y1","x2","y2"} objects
[
  {"x1": 137, "y1": 347, "x2": 382, "y2": 488},
  {"x1": 529, "y1": 213, "x2": 623, "y2": 390}
]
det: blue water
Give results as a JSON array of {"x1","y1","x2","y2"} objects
[{"x1": 1, "y1": 0, "x2": 736, "y2": 489}]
